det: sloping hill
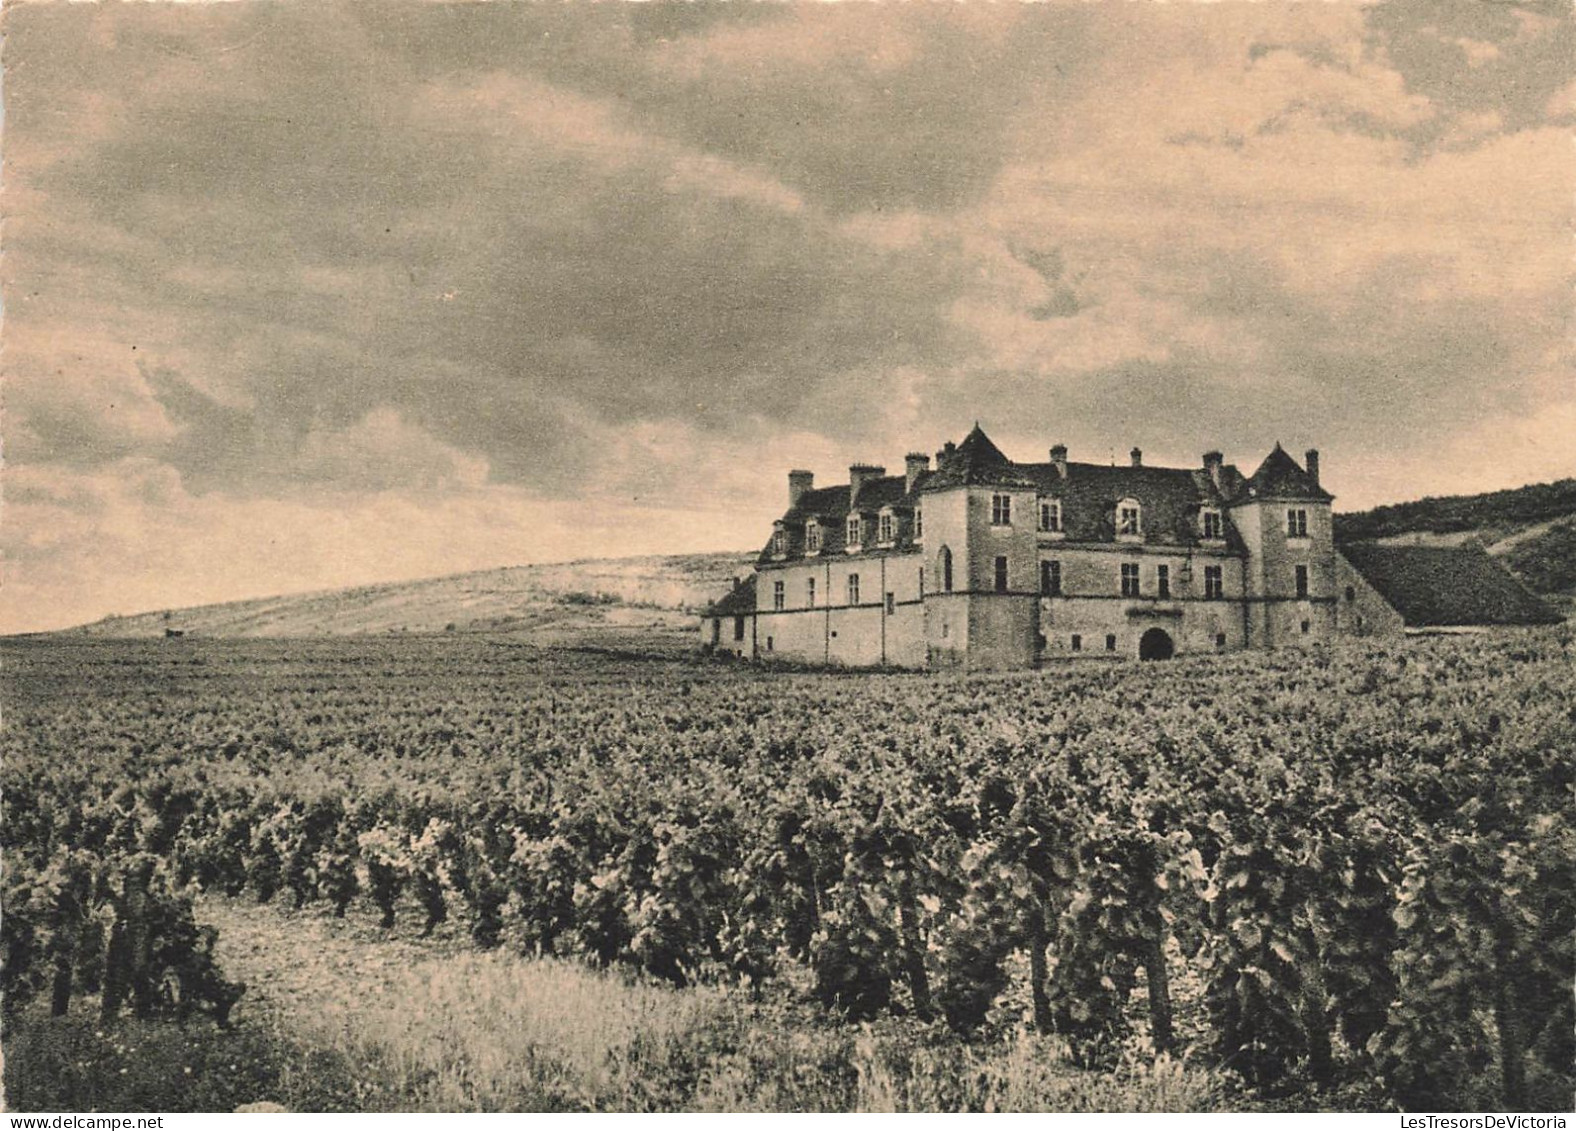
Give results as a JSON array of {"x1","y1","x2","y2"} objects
[
  {"x1": 55, "y1": 477, "x2": 1576, "y2": 641},
  {"x1": 1335, "y1": 479, "x2": 1576, "y2": 598},
  {"x1": 69, "y1": 552, "x2": 756, "y2": 641}
]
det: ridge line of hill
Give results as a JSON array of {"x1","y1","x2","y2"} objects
[
  {"x1": 47, "y1": 477, "x2": 1576, "y2": 639},
  {"x1": 59, "y1": 551, "x2": 757, "y2": 641}
]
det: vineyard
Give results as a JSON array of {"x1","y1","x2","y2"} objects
[{"x1": 3, "y1": 631, "x2": 1572, "y2": 1111}]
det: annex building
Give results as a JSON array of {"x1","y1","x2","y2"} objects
[{"x1": 700, "y1": 425, "x2": 1558, "y2": 670}]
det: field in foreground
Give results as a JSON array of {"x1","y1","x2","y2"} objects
[
  {"x1": 3, "y1": 633, "x2": 1573, "y2": 1111},
  {"x1": 2, "y1": 892, "x2": 1237, "y2": 1113}
]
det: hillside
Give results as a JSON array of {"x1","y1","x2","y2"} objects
[
  {"x1": 68, "y1": 552, "x2": 756, "y2": 643},
  {"x1": 1335, "y1": 479, "x2": 1576, "y2": 598},
  {"x1": 57, "y1": 477, "x2": 1576, "y2": 642}
]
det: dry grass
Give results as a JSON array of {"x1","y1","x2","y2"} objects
[{"x1": 203, "y1": 896, "x2": 1242, "y2": 1113}]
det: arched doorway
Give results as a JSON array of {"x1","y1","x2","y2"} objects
[{"x1": 1139, "y1": 628, "x2": 1174, "y2": 661}]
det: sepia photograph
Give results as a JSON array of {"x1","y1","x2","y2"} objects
[{"x1": 2, "y1": 0, "x2": 1573, "y2": 1117}]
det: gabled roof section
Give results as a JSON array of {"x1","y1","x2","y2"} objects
[
  {"x1": 1244, "y1": 443, "x2": 1332, "y2": 502},
  {"x1": 922, "y1": 424, "x2": 1037, "y2": 490},
  {"x1": 846, "y1": 475, "x2": 914, "y2": 512},
  {"x1": 1019, "y1": 462, "x2": 1245, "y2": 548},
  {"x1": 763, "y1": 471, "x2": 927, "y2": 562},
  {"x1": 703, "y1": 574, "x2": 757, "y2": 618},
  {"x1": 1340, "y1": 544, "x2": 1562, "y2": 627},
  {"x1": 787, "y1": 484, "x2": 852, "y2": 521}
]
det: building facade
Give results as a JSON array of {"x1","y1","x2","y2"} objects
[{"x1": 702, "y1": 426, "x2": 1356, "y2": 670}]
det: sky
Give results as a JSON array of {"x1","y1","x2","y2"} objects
[{"x1": 3, "y1": 0, "x2": 1573, "y2": 633}]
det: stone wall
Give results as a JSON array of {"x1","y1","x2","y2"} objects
[{"x1": 1334, "y1": 553, "x2": 1407, "y2": 637}]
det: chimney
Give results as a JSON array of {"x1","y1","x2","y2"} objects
[
  {"x1": 788, "y1": 469, "x2": 814, "y2": 509},
  {"x1": 1203, "y1": 450, "x2": 1223, "y2": 489},
  {"x1": 1050, "y1": 443, "x2": 1068, "y2": 478},
  {"x1": 1130, "y1": 447, "x2": 1143, "y2": 468},
  {"x1": 1305, "y1": 449, "x2": 1320, "y2": 487},
  {"x1": 904, "y1": 452, "x2": 929, "y2": 493},
  {"x1": 848, "y1": 463, "x2": 885, "y2": 505}
]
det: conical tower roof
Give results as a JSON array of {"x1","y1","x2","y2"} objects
[
  {"x1": 1246, "y1": 443, "x2": 1332, "y2": 500},
  {"x1": 922, "y1": 424, "x2": 1036, "y2": 490}
]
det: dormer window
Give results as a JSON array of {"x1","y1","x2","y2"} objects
[
  {"x1": 770, "y1": 527, "x2": 787, "y2": 556},
  {"x1": 805, "y1": 521, "x2": 822, "y2": 554},
  {"x1": 846, "y1": 515, "x2": 862, "y2": 548},
  {"x1": 1039, "y1": 499, "x2": 1062, "y2": 533},
  {"x1": 878, "y1": 512, "x2": 894, "y2": 544},
  {"x1": 1200, "y1": 508, "x2": 1223, "y2": 540},
  {"x1": 1117, "y1": 499, "x2": 1142, "y2": 539},
  {"x1": 991, "y1": 494, "x2": 1013, "y2": 526}
]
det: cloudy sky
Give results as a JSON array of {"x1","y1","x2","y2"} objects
[{"x1": 4, "y1": 0, "x2": 1573, "y2": 632}]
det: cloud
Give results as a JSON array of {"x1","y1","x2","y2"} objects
[
  {"x1": 2, "y1": 1, "x2": 1571, "y2": 628},
  {"x1": 293, "y1": 408, "x2": 490, "y2": 493},
  {"x1": 0, "y1": 457, "x2": 762, "y2": 634}
]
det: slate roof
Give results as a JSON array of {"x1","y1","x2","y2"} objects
[
  {"x1": 1015, "y1": 462, "x2": 1246, "y2": 549},
  {"x1": 703, "y1": 575, "x2": 757, "y2": 618},
  {"x1": 922, "y1": 424, "x2": 1038, "y2": 490},
  {"x1": 761, "y1": 471, "x2": 930, "y2": 562},
  {"x1": 1340, "y1": 543, "x2": 1562, "y2": 627},
  {"x1": 1244, "y1": 443, "x2": 1333, "y2": 502},
  {"x1": 754, "y1": 426, "x2": 1319, "y2": 561}
]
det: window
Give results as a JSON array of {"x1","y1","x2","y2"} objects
[
  {"x1": 940, "y1": 546, "x2": 953, "y2": 592},
  {"x1": 847, "y1": 515, "x2": 862, "y2": 546},
  {"x1": 772, "y1": 580, "x2": 785, "y2": 610},
  {"x1": 806, "y1": 522, "x2": 821, "y2": 554},
  {"x1": 1071, "y1": 634, "x2": 1082, "y2": 652},
  {"x1": 1287, "y1": 509, "x2": 1308, "y2": 538},
  {"x1": 1121, "y1": 562, "x2": 1141, "y2": 597},
  {"x1": 879, "y1": 513, "x2": 894, "y2": 544},
  {"x1": 1295, "y1": 564, "x2": 1309, "y2": 599},
  {"x1": 771, "y1": 529, "x2": 786, "y2": 555},
  {"x1": 1156, "y1": 564, "x2": 1171, "y2": 599},
  {"x1": 1204, "y1": 565, "x2": 1224, "y2": 600},
  {"x1": 885, "y1": 592, "x2": 895, "y2": 615},
  {"x1": 1345, "y1": 585, "x2": 1356, "y2": 602},
  {"x1": 1039, "y1": 500, "x2": 1062, "y2": 533},
  {"x1": 1202, "y1": 509, "x2": 1223, "y2": 540},
  {"x1": 1041, "y1": 560, "x2": 1062, "y2": 596},
  {"x1": 766, "y1": 635, "x2": 773, "y2": 651},
  {"x1": 733, "y1": 616, "x2": 745, "y2": 641},
  {"x1": 918, "y1": 566, "x2": 925, "y2": 594},
  {"x1": 1215, "y1": 632, "x2": 1227, "y2": 649},
  {"x1": 1106, "y1": 634, "x2": 1117, "y2": 652},
  {"x1": 806, "y1": 577, "x2": 816, "y2": 607},
  {"x1": 1118, "y1": 500, "x2": 1142, "y2": 537},
  {"x1": 992, "y1": 494, "x2": 1012, "y2": 526},
  {"x1": 1300, "y1": 619, "x2": 1311, "y2": 635},
  {"x1": 914, "y1": 508, "x2": 923, "y2": 540},
  {"x1": 847, "y1": 574, "x2": 860, "y2": 605},
  {"x1": 994, "y1": 556, "x2": 1009, "y2": 593}
]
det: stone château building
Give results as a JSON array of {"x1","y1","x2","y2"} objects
[{"x1": 700, "y1": 425, "x2": 1557, "y2": 670}]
